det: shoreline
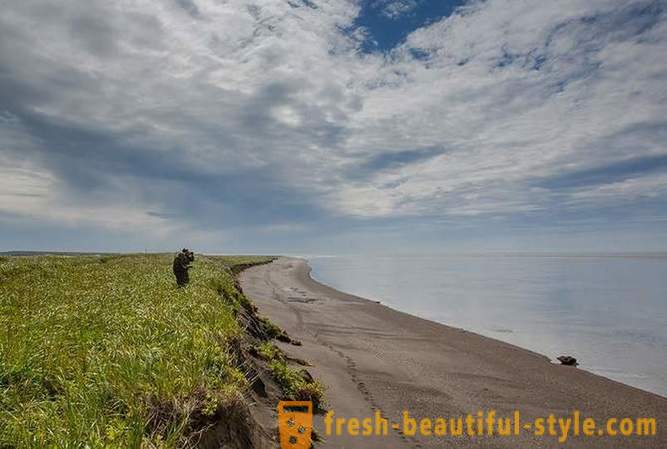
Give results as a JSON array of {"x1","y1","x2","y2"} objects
[
  {"x1": 303, "y1": 256, "x2": 558, "y2": 363},
  {"x1": 304, "y1": 257, "x2": 667, "y2": 397},
  {"x1": 305, "y1": 258, "x2": 553, "y2": 358},
  {"x1": 240, "y1": 257, "x2": 666, "y2": 448},
  {"x1": 306, "y1": 253, "x2": 667, "y2": 397}
]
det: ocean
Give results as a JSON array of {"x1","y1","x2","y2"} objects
[{"x1": 307, "y1": 254, "x2": 667, "y2": 397}]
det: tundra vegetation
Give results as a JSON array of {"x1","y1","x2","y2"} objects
[{"x1": 0, "y1": 254, "x2": 318, "y2": 449}]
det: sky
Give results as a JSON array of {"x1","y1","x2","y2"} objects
[{"x1": 1, "y1": 0, "x2": 666, "y2": 254}]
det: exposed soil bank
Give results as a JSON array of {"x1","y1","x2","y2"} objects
[{"x1": 240, "y1": 257, "x2": 666, "y2": 449}]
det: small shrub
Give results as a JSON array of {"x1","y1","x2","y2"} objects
[
  {"x1": 259, "y1": 317, "x2": 290, "y2": 341},
  {"x1": 269, "y1": 360, "x2": 325, "y2": 411},
  {"x1": 257, "y1": 342, "x2": 280, "y2": 361}
]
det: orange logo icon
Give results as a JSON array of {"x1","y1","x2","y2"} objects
[{"x1": 277, "y1": 401, "x2": 313, "y2": 449}]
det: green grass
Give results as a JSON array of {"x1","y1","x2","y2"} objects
[
  {"x1": 0, "y1": 254, "x2": 272, "y2": 449},
  {"x1": 256, "y1": 343, "x2": 324, "y2": 412}
]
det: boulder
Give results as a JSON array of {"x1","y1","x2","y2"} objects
[{"x1": 557, "y1": 355, "x2": 578, "y2": 366}]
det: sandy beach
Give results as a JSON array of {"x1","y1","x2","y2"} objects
[{"x1": 240, "y1": 257, "x2": 666, "y2": 449}]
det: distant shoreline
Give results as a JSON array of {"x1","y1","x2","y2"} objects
[
  {"x1": 4, "y1": 250, "x2": 667, "y2": 258},
  {"x1": 301, "y1": 251, "x2": 667, "y2": 259}
]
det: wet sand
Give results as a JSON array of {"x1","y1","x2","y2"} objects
[{"x1": 239, "y1": 257, "x2": 666, "y2": 448}]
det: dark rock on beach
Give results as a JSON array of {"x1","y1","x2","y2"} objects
[{"x1": 557, "y1": 355, "x2": 579, "y2": 366}]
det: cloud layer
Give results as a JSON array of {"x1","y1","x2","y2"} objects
[{"x1": 1, "y1": 0, "x2": 666, "y2": 252}]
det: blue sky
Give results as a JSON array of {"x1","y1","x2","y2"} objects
[
  {"x1": 352, "y1": 0, "x2": 467, "y2": 51},
  {"x1": 1, "y1": 0, "x2": 666, "y2": 254}
]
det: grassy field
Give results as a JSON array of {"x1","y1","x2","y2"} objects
[{"x1": 0, "y1": 254, "x2": 273, "y2": 449}]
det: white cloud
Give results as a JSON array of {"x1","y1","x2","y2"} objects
[
  {"x1": 0, "y1": 158, "x2": 173, "y2": 233},
  {"x1": 569, "y1": 173, "x2": 667, "y2": 204},
  {"x1": 0, "y1": 0, "x2": 665, "y2": 238},
  {"x1": 377, "y1": 0, "x2": 419, "y2": 19}
]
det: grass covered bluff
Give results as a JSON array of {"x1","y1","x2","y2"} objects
[{"x1": 0, "y1": 254, "x2": 320, "y2": 448}]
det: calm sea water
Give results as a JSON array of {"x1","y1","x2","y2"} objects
[{"x1": 307, "y1": 254, "x2": 667, "y2": 397}]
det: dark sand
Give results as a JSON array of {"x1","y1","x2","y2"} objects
[{"x1": 240, "y1": 257, "x2": 666, "y2": 448}]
